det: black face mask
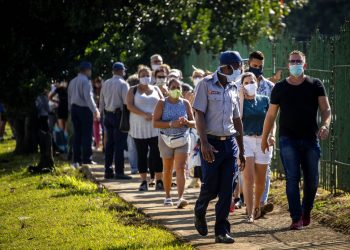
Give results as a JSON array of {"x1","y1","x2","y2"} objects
[{"x1": 248, "y1": 67, "x2": 263, "y2": 78}]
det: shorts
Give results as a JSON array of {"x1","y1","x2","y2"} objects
[
  {"x1": 158, "y1": 135, "x2": 190, "y2": 159},
  {"x1": 243, "y1": 135, "x2": 272, "y2": 165}
]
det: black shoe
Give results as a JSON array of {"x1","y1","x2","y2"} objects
[
  {"x1": 139, "y1": 181, "x2": 148, "y2": 191},
  {"x1": 115, "y1": 173, "x2": 132, "y2": 180},
  {"x1": 155, "y1": 180, "x2": 164, "y2": 191},
  {"x1": 82, "y1": 161, "x2": 97, "y2": 165},
  {"x1": 194, "y1": 214, "x2": 208, "y2": 236},
  {"x1": 104, "y1": 172, "x2": 114, "y2": 179},
  {"x1": 215, "y1": 234, "x2": 235, "y2": 244}
]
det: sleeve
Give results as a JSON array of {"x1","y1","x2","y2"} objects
[
  {"x1": 83, "y1": 79, "x2": 98, "y2": 113},
  {"x1": 232, "y1": 102, "x2": 240, "y2": 119},
  {"x1": 121, "y1": 82, "x2": 130, "y2": 104},
  {"x1": 192, "y1": 80, "x2": 208, "y2": 113},
  {"x1": 270, "y1": 82, "x2": 280, "y2": 105},
  {"x1": 67, "y1": 80, "x2": 72, "y2": 111},
  {"x1": 314, "y1": 78, "x2": 327, "y2": 97},
  {"x1": 99, "y1": 84, "x2": 105, "y2": 114}
]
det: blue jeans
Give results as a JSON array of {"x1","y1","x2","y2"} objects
[
  {"x1": 279, "y1": 136, "x2": 321, "y2": 222},
  {"x1": 261, "y1": 165, "x2": 271, "y2": 204},
  {"x1": 104, "y1": 111, "x2": 127, "y2": 174},
  {"x1": 195, "y1": 136, "x2": 238, "y2": 236},
  {"x1": 71, "y1": 105, "x2": 93, "y2": 164},
  {"x1": 127, "y1": 135, "x2": 138, "y2": 172}
]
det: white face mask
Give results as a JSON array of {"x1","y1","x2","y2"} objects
[
  {"x1": 193, "y1": 77, "x2": 202, "y2": 86},
  {"x1": 151, "y1": 64, "x2": 161, "y2": 71},
  {"x1": 156, "y1": 78, "x2": 166, "y2": 86},
  {"x1": 217, "y1": 65, "x2": 241, "y2": 82},
  {"x1": 139, "y1": 76, "x2": 152, "y2": 85},
  {"x1": 244, "y1": 83, "x2": 258, "y2": 96}
]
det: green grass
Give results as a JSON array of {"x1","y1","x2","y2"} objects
[
  {"x1": 269, "y1": 179, "x2": 350, "y2": 234},
  {"x1": 0, "y1": 126, "x2": 192, "y2": 250}
]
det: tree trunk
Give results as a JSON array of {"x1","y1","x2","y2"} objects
[{"x1": 14, "y1": 114, "x2": 38, "y2": 154}]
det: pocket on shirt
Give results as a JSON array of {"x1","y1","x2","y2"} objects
[{"x1": 208, "y1": 95, "x2": 223, "y2": 110}]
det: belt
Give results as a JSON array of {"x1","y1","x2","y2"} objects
[
  {"x1": 104, "y1": 108, "x2": 121, "y2": 114},
  {"x1": 206, "y1": 134, "x2": 233, "y2": 141}
]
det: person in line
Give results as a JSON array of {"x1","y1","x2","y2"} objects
[
  {"x1": 92, "y1": 77, "x2": 103, "y2": 150},
  {"x1": 261, "y1": 50, "x2": 331, "y2": 230},
  {"x1": 127, "y1": 66, "x2": 164, "y2": 191},
  {"x1": 191, "y1": 67, "x2": 205, "y2": 88},
  {"x1": 187, "y1": 68, "x2": 205, "y2": 188},
  {"x1": 68, "y1": 61, "x2": 100, "y2": 167},
  {"x1": 193, "y1": 51, "x2": 245, "y2": 244},
  {"x1": 49, "y1": 80, "x2": 68, "y2": 133},
  {"x1": 154, "y1": 68, "x2": 169, "y2": 97},
  {"x1": 153, "y1": 78, "x2": 195, "y2": 208},
  {"x1": 245, "y1": 51, "x2": 275, "y2": 215},
  {"x1": 239, "y1": 72, "x2": 275, "y2": 223},
  {"x1": 126, "y1": 74, "x2": 140, "y2": 175},
  {"x1": 150, "y1": 54, "x2": 163, "y2": 84},
  {"x1": 99, "y1": 62, "x2": 131, "y2": 180}
]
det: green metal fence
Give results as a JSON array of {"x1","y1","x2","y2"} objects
[{"x1": 182, "y1": 21, "x2": 350, "y2": 193}]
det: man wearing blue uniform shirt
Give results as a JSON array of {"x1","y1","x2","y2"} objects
[
  {"x1": 193, "y1": 51, "x2": 246, "y2": 244},
  {"x1": 68, "y1": 61, "x2": 100, "y2": 167},
  {"x1": 100, "y1": 62, "x2": 131, "y2": 180}
]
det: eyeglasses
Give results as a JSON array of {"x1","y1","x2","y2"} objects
[
  {"x1": 157, "y1": 76, "x2": 167, "y2": 79},
  {"x1": 289, "y1": 59, "x2": 303, "y2": 65}
]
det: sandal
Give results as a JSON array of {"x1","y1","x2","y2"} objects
[{"x1": 254, "y1": 207, "x2": 262, "y2": 220}]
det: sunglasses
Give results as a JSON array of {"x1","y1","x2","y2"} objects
[{"x1": 289, "y1": 59, "x2": 303, "y2": 65}]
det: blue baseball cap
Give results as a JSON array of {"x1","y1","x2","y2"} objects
[
  {"x1": 112, "y1": 62, "x2": 127, "y2": 71},
  {"x1": 79, "y1": 61, "x2": 92, "y2": 70},
  {"x1": 219, "y1": 51, "x2": 243, "y2": 65}
]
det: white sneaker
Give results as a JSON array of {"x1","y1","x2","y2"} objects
[
  {"x1": 176, "y1": 198, "x2": 189, "y2": 209},
  {"x1": 71, "y1": 162, "x2": 80, "y2": 169},
  {"x1": 164, "y1": 198, "x2": 173, "y2": 206}
]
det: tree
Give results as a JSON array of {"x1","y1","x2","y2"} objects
[
  {"x1": 285, "y1": 0, "x2": 350, "y2": 40},
  {"x1": 84, "y1": 0, "x2": 307, "y2": 76}
]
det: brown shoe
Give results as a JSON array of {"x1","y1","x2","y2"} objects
[{"x1": 261, "y1": 203, "x2": 274, "y2": 216}]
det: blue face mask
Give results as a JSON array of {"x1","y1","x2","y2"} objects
[
  {"x1": 289, "y1": 64, "x2": 304, "y2": 77},
  {"x1": 248, "y1": 67, "x2": 263, "y2": 78}
]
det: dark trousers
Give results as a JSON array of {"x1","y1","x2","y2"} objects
[
  {"x1": 134, "y1": 136, "x2": 163, "y2": 176},
  {"x1": 71, "y1": 105, "x2": 93, "y2": 164},
  {"x1": 193, "y1": 166, "x2": 202, "y2": 180},
  {"x1": 279, "y1": 136, "x2": 321, "y2": 222},
  {"x1": 195, "y1": 137, "x2": 238, "y2": 236},
  {"x1": 104, "y1": 111, "x2": 127, "y2": 174}
]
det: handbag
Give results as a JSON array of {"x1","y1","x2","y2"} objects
[
  {"x1": 160, "y1": 131, "x2": 189, "y2": 149},
  {"x1": 119, "y1": 104, "x2": 130, "y2": 132},
  {"x1": 119, "y1": 87, "x2": 138, "y2": 133}
]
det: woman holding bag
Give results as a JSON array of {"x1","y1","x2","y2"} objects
[{"x1": 153, "y1": 78, "x2": 196, "y2": 208}]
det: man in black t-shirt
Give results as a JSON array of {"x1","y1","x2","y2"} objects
[{"x1": 261, "y1": 50, "x2": 331, "y2": 230}]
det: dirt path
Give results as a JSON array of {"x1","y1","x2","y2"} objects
[{"x1": 84, "y1": 160, "x2": 350, "y2": 250}]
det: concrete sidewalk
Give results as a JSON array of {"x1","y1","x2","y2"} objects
[{"x1": 84, "y1": 162, "x2": 350, "y2": 250}]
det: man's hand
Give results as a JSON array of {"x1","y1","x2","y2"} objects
[
  {"x1": 318, "y1": 126, "x2": 329, "y2": 140},
  {"x1": 238, "y1": 152, "x2": 246, "y2": 171},
  {"x1": 268, "y1": 135, "x2": 276, "y2": 146},
  {"x1": 201, "y1": 141, "x2": 218, "y2": 163},
  {"x1": 94, "y1": 110, "x2": 101, "y2": 122}
]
